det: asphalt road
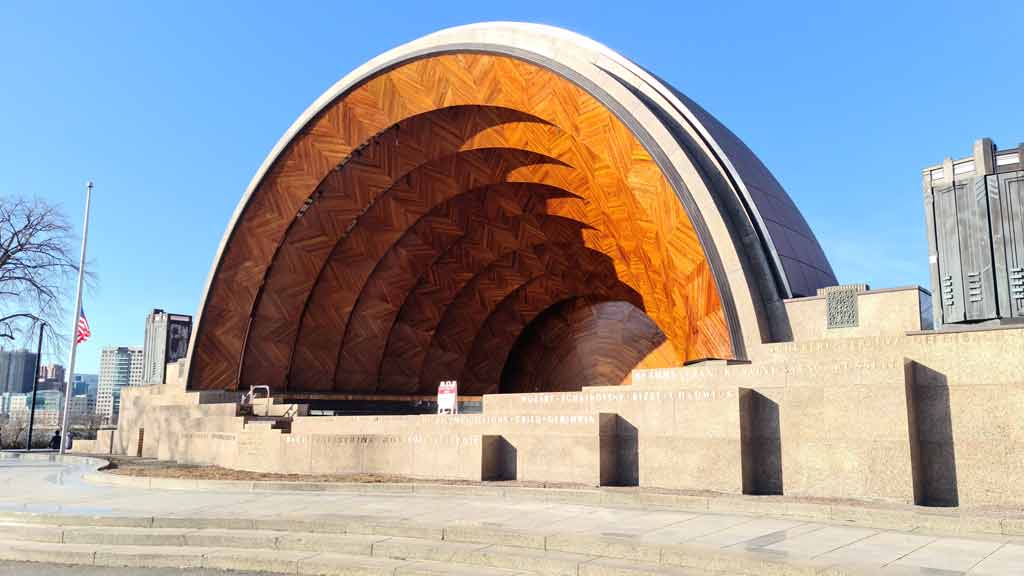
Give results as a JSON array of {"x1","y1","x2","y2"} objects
[{"x1": 0, "y1": 562, "x2": 280, "y2": 575}]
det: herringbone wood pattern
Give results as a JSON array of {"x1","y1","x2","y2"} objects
[
  {"x1": 192, "y1": 53, "x2": 731, "y2": 394},
  {"x1": 419, "y1": 246, "x2": 638, "y2": 394},
  {"x1": 289, "y1": 148, "x2": 565, "y2": 391},
  {"x1": 336, "y1": 183, "x2": 582, "y2": 394},
  {"x1": 499, "y1": 298, "x2": 673, "y2": 394},
  {"x1": 241, "y1": 107, "x2": 548, "y2": 390},
  {"x1": 462, "y1": 265, "x2": 644, "y2": 394}
]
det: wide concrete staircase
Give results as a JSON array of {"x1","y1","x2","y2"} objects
[{"x1": 0, "y1": 511, "x2": 861, "y2": 575}]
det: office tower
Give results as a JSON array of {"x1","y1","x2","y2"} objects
[
  {"x1": 96, "y1": 347, "x2": 143, "y2": 424},
  {"x1": 142, "y1": 309, "x2": 193, "y2": 385}
]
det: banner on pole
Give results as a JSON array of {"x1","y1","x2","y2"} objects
[{"x1": 437, "y1": 380, "x2": 458, "y2": 414}]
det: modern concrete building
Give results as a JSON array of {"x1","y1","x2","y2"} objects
[
  {"x1": 0, "y1": 349, "x2": 38, "y2": 394},
  {"x1": 96, "y1": 346, "x2": 143, "y2": 424},
  {"x1": 93, "y1": 23, "x2": 1024, "y2": 509},
  {"x1": 923, "y1": 139, "x2": 1024, "y2": 328},
  {"x1": 73, "y1": 373, "x2": 98, "y2": 398},
  {"x1": 142, "y1": 309, "x2": 193, "y2": 385}
]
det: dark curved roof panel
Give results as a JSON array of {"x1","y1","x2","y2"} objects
[{"x1": 663, "y1": 86, "x2": 837, "y2": 297}]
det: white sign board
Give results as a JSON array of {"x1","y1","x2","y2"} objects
[{"x1": 437, "y1": 380, "x2": 458, "y2": 414}]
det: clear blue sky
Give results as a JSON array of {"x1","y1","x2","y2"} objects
[{"x1": 2, "y1": 1, "x2": 1022, "y2": 373}]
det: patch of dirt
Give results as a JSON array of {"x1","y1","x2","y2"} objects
[
  {"x1": 101, "y1": 455, "x2": 585, "y2": 488},
  {"x1": 83, "y1": 454, "x2": 1024, "y2": 517}
]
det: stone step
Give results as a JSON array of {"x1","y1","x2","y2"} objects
[
  {"x1": 242, "y1": 418, "x2": 286, "y2": 432},
  {"x1": 243, "y1": 413, "x2": 297, "y2": 430},
  {"x1": 0, "y1": 521, "x2": 734, "y2": 576},
  {"x1": 0, "y1": 516, "x2": 876, "y2": 576},
  {"x1": 0, "y1": 539, "x2": 530, "y2": 575}
]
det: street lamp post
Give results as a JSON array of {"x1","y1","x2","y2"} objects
[{"x1": 25, "y1": 322, "x2": 45, "y2": 450}]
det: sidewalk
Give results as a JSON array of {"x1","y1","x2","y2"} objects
[{"x1": 1, "y1": 452, "x2": 1022, "y2": 574}]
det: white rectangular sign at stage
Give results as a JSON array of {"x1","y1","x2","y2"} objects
[{"x1": 437, "y1": 380, "x2": 458, "y2": 414}]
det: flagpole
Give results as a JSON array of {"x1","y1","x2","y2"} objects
[{"x1": 59, "y1": 181, "x2": 92, "y2": 455}]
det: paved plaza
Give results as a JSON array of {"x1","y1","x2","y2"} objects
[
  {"x1": 0, "y1": 453, "x2": 1022, "y2": 574},
  {"x1": 0, "y1": 563, "x2": 275, "y2": 575}
]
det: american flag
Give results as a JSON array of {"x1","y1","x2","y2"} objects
[{"x1": 75, "y1": 308, "x2": 91, "y2": 344}]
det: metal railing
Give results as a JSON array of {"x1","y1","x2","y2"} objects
[{"x1": 241, "y1": 385, "x2": 272, "y2": 417}]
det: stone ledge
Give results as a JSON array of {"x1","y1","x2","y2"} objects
[{"x1": 81, "y1": 469, "x2": 1024, "y2": 538}]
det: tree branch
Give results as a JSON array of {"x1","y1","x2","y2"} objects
[{"x1": 0, "y1": 196, "x2": 77, "y2": 346}]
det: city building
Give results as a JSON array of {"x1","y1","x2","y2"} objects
[
  {"x1": 1, "y1": 389, "x2": 64, "y2": 430},
  {"x1": 67, "y1": 394, "x2": 95, "y2": 428},
  {"x1": 96, "y1": 346, "x2": 143, "y2": 424},
  {"x1": 0, "y1": 353, "x2": 7, "y2": 394},
  {"x1": 38, "y1": 364, "x2": 64, "y2": 383},
  {"x1": 0, "y1": 349, "x2": 39, "y2": 394},
  {"x1": 142, "y1": 309, "x2": 192, "y2": 385},
  {"x1": 922, "y1": 139, "x2": 1024, "y2": 328},
  {"x1": 26, "y1": 390, "x2": 63, "y2": 429},
  {"x1": 0, "y1": 392, "x2": 15, "y2": 417},
  {"x1": 36, "y1": 363, "x2": 65, "y2": 392},
  {"x1": 73, "y1": 373, "x2": 99, "y2": 399}
]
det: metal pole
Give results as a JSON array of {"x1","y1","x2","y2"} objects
[
  {"x1": 25, "y1": 322, "x2": 45, "y2": 450},
  {"x1": 59, "y1": 181, "x2": 92, "y2": 455}
]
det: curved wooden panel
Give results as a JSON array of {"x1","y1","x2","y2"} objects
[
  {"x1": 378, "y1": 221, "x2": 596, "y2": 393},
  {"x1": 499, "y1": 298, "x2": 673, "y2": 394},
  {"x1": 290, "y1": 148, "x2": 567, "y2": 391},
  {"x1": 462, "y1": 272, "x2": 645, "y2": 393},
  {"x1": 241, "y1": 106, "x2": 550, "y2": 391},
  {"x1": 193, "y1": 53, "x2": 731, "y2": 392},
  {"x1": 336, "y1": 183, "x2": 582, "y2": 393},
  {"x1": 309, "y1": 116, "x2": 696, "y2": 394},
  {"x1": 460, "y1": 122, "x2": 678, "y2": 351},
  {"x1": 248, "y1": 104, "x2": 683, "y2": 394},
  {"x1": 420, "y1": 246, "x2": 631, "y2": 394},
  {"x1": 322, "y1": 118, "x2": 679, "y2": 394}
]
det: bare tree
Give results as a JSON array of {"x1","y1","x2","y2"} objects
[
  {"x1": 0, "y1": 196, "x2": 78, "y2": 343},
  {"x1": 0, "y1": 417, "x2": 28, "y2": 449},
  {"x1": 71, "y1": 411, "x2": 106, "y2": 439}
]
